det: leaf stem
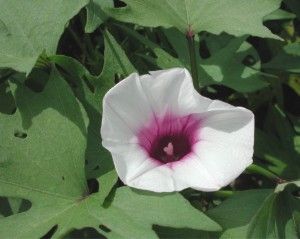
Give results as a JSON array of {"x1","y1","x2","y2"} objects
[
  {"x1": 213, "y1": 190, "x2": 234, "y2": 198},
  {"x1": 247, "y1": 164, "x2": 286, "y2": 184},
  {"x1": 186, "y1": 28, "x2": 200, "y2": 92}
]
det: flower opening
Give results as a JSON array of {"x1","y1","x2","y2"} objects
[{"x1": 137, "y1": 113, "x2": 201, "y2": 164}]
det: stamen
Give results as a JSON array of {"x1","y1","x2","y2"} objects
[{"x1": 163, "y1": 142, "x2": 174, "y2": 156}]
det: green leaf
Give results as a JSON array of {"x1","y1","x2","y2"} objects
[
  {"x1": 208, "y1": 185, "x2": 300, "y2": 239},
  {"x1": 105, "y1": 0, "x2": 281, "y2": 39},
  {"x1": 254, "y1": 129, "x2": 293, "y2": 177},
  {"x1": 0, "y1": 68, "x2": 107, "y2": 238},
  {"x1": 163, "y1": 28, "x2": 191, "y2": 67},
  {"x1": 119, "y1": 26, "x2": 270, "y2": 92},
  {"x1": 285, "y1": 0, "x2": 300, "y2": 19},
  {"x1": 49, "y1": 55, "x2": 116, "y2": 179},
  {"x1": 255, "y1": 106, "x2": 300, "y2": 179},
  {"x1": 116, "y1": 24, "x2": 182, "y2": 69},
  {"x1": 263, "y1": 42, "x2": 300, "y2": 73},
  {"x1": 275, "y1": 180, "x2": 300, "y2": 192},
  {"x1": 101, "y1": 187, "x2": 221, "y2": 239},
  {"x1": 161, "y1": 28, "x2": 270, "y2": 92},
  {"x1": 263, "y1": 9, "x2": 296, "y2": 21},
  {"x1": 199, "y1": 36, "x2": 269, "y2": 92},
  {"x1": 208, "y1": 190, "x2": 272, "y2": 231},
  {"x1": 248, "y1": 184, "x2": 300, "y2": 238},
  {"x1": 85, "y1": 0, "x2": 113, "y2": 33},
  {"x1": 96, "y1": 30, "x2": 136, "y2": 111},
  {"x1": 0, "y1": 81, "x2": 15, "y2": 114},
  {"x1": 0, "y1": 0, "x2": 88, "y2": 74}
]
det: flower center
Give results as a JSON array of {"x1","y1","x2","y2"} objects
[
  {"x1": 150, "y1": 134, "x2": 191, "y2": 163},
  {"x1": 137, "y1": 113, "x2": 201, "y2": 164}
]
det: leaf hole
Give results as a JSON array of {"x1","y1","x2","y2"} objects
[
  {"x1": 242, "y1": 54, "x2": 256, "y2": 66},
  {"x1": 199, "y1": 39, "x2": 210, "y2": 59},
  {"x1": 0, "y1": 197, "x2": 32, "y2": 217},
  {"x1": 41, "y1": 225, "x2": 58, "y2": 239},
  {"x1": 66, "y1": 227, "x2": 106, "y2": 238},
  {"x1": 14, "y1": 130, "x2": 27, "y2": 139},
  {"x1": 87, "y1": 178, "x2": 99, "y2": 195},
  {"x1": 99, "y1": 224, "x2": 111, "y2": 233},
  {"x1": 114, "y1": 0, "x2": 127, "y2": 8}
]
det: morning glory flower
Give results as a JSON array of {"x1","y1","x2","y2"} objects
[{"x1": 101, "y1": 68, "x2": 254, "y2": 192}]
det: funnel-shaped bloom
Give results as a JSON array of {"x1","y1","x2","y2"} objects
[{"x1": 101, "y1": 68, "x2": 254, "y2": 192}]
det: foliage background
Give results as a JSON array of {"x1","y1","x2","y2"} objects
[{"x1": 0, "y1": 0, "x2": 299, "y2": 238}]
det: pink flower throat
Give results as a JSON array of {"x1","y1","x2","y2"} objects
[{"x1": 137, "y1": 113, "x2": 201, "y2": 164}]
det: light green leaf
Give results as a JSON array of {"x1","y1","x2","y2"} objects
[
  {"x1": 199, "y1": 36, "x2": 269, "y2": 92},
  {"x1": 49, "y1": 55, "x2": 116, "y2": 179},
  {"x1": 96, "y1": 30, "x2": 136, "y2": 111},
  {"x1": 0, "y1": 68, "x2": 109, "y2": 238},
  {"x1": 85, "y1": 0, "x2": 113, "y2": 33},
  {"x1": 105, "y1": 0, "x2": 281, "y2": 39},
  {"x1": 264, "y1": 9, "x2": 296, "y2": 21},
  {"x1": 0, "y1": 0, "x2": 88, "y2": 74},
  {"x1": 102, "y1": 187, "x2": 222, "y2": 239}
]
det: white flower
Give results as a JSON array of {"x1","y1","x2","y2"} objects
[{"x1": 101, "y1": 68, "x2": 254, "y2": 192}]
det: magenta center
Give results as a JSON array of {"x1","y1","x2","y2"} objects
[{"x1": 137, "y1": 113, "x2": 201, "y2": 164}]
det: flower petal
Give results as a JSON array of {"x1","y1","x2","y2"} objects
[
  {"x1": 141, "y1": 68, "x2": 212, "y2": 116},
  {"x1": 102, "y1": 141, "x2": 160, "y2": 183},
  {"x1": 128, "y1": 153, "x2": 220, "y2": 192},
  {"x1": 101, "y1": 73, "x2": 153, "y2": 143},
  {"x1": 194, "y1": 107, "x2": 254, "y2": 187}
]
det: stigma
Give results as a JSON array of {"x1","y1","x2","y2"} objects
[{"x1": 163, "y1": 142, "x2": 174, "y2": 156}]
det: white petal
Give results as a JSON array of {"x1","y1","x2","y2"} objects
[
  {"x1": 102, "y1": 141, "x2": 160, "y2": 183},
  {"x1": 169, "y1": 154, "x2": 221, "y2": 191},
  {"x1": 128, "y1": 153, "x2": 220, "y2": 192},
  {"x1": 140, "y1": 68, "x2": 212, "y2": 116},
  {"x1": 101, "y1": 73, "x2": 153, "y2": 143},
  {"x1": 194, "y1": 107, "x2": 254, "y2": 187}
]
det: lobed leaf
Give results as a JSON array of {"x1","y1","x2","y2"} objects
[
  {"x1": 0, "y1": 0, "x2": 88, "y2": 74},
  {"x1": 105, "y1": 0, "x2": 282, "y2": 39}
]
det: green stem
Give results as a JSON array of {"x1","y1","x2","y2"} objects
[
  {"x1": 186, "y1": 30, "x2": 199, "y2": 92},
  {"x1": 213, "y1": 190, "x2": 234, "y2": 198},
  {"x1": 247, "y1": 164, "x2": 285, "y2": 183}
]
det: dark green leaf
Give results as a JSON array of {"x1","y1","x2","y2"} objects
[{"x1": 85, "y1": 0, "x2": 113, "y2": 33}]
